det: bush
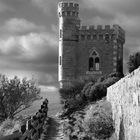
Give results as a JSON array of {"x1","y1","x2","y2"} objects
[
  {"x1": 88, "y1": 83, "x2": 107, "y2": 101},
  {"x1": 59, "y1": 80, "x2": 85, "y2": 101},
  {"x1": 0, "y1": 75, "x2": 40, "y2": 120},
  {"x1": 127, "y1": 52, "x2": 140, "y2": 73},
  {"x1": 83, "y1": 100, "x2": 114, "y2": 139},
  {"x1": 82, "y1": 72, "x2": 121, "y2": 102}
]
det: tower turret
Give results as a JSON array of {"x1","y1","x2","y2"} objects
[{"x1": 58, "y1": 1, "x2": 80, "y2": 88}]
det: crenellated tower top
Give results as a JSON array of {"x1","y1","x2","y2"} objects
[{"x1": 58, "y1": 1, "x2": 79, "y2": 17}]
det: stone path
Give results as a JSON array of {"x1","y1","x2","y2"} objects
[{"x1": 41, "y1": 117, "x2": 65, "y2": 140}]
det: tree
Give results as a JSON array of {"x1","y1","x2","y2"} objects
[
  {"x1": 127, "y1": 52, "x2": 140, "y2": 73},
  {"x1": 0, "y1": 75, "x2": 40, "y2": 120}
]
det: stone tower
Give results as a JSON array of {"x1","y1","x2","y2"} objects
[
  {"x1": 58, "y1": 1, "x2": 125, "y2": 88},
  {"x1": 58, "y1": 1, "x2": 80, "y2": 88}
]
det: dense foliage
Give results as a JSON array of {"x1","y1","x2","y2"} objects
[
  {"x1": 0, "y1": 75, "x2": 40, "y2": 120},
  {"x1": 127, "y1": 52, "x2": 140, "y2": 73},
  {"x1": 81, "y1": 72, "x2": 121, "y2": 102},
  {"x1": 59, "y1": 80, "x2": 85, "y2": 102},
  {"x1": 84, "y1": 100, "x2": 114, "y2": 139}
]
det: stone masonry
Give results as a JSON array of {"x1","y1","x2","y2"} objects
[
  {"x1": 107, "y1": 67, "x2": 140, "y2": 140},
  {"x1": 58, "y1": 1, "x2": 125, "y2": 88}
]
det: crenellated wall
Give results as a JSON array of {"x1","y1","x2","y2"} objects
[
  {"x1": 58, "y1": 1, "x2": 125, "y2": 88},
  {"x1": 107, "y1": 67, "x2": 140, "y2": 140},
  {"x1": 79, "y1": 25, "x2": 125, "y2": 43}
]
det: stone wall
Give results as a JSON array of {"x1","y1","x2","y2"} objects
[{"x1": 107, "y1": 67, "x2": 140, "y2": 140}]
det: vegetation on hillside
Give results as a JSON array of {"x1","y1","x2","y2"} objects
[
  {"x1": 59, "y1": 72, "x2": 123, "y2": 117},
  {"x1": 0, "y1": 75, "x2": 40, "y2": 121},
  {"x1": 59, "y1": 72, "x2": 122, "y2": 139},
  {"x1": 83, "y1": 99, "x2": 114, "y2": 139},
  {"x1": 127, "y1": 52, "x2": 140, "y2": 73}
]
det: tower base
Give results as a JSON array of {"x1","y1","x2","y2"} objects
[{"x1": 59, "y1": 80, "x2": 74, "y2": 89}]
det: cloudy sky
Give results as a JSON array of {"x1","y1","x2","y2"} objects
[{"x1": 0, "y1": 0, "x2": 139, "y2": 88}]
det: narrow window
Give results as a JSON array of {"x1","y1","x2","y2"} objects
[
  {"x1": 95, "y1": 57, "x2": 100, "y2": 71},
  {"x1": 67, "y1": 11, "x2": 70, "y2": 16},
  {"x1": 60, "y1": 56, "x2": 62, "y2": 65},
  {"x1": 62, "y1": 11, "x2": 65, "y2": 16},
  {"x1": 105, "y1": 34, "x2": 110, "y2": 43},
  {"x1": 81, "y1": 35, "x2": 85, "y2": 40},
  {"x1": 87, "y1": 35, "x2": 91, "y2": 40},
  {"x1": 72, "y1": 12, "x2": 75, "y2": 16},
  {"x1": 60, "y1": 29, "x2": 62, "y2": 38},
  {"x1": 89, "y1": 57, "x2": 94, "y2": 71}
]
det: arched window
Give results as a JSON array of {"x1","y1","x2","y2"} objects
[
  {"x1": 89, "y1": 57, "x2": 94, "y2": 71},
  {"x1": 89, "y1": 50, "x2": 100, "y2": 71},
  {"x1": 95, "y1": 57, "x2": 100, "y2": 70}
]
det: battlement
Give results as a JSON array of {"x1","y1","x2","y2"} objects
[
  {"x1": 80, "y1": 25, "x2": 123, "y2": 31},
  {"x1": 58, "y1": 1, "x2": 79, "y2": 17},
  {"x1": 79, "y1": 24, "x2": 125, "y2": 43}
]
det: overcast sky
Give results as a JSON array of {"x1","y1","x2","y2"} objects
[{"x1": 0, "y1": 0, "x2": 139, "y2": 88}]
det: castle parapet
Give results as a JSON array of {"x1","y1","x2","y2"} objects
[
  {"x1": 80, "y1": 25, "x2": 117, "y2": 31},
  {"x1": 79, "y1": 25, "x2": 125, "y2": 43},
  {"x1": 58, "y1": 1, "x2": 79, "y2": 17}
]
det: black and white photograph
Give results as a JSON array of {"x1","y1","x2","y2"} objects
[{"x1": 0, "y1": 0, "x2": 139, "y2": 139}]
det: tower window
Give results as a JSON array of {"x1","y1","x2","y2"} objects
[
  {"x1": 81, "y1": 35, "x2": 85, "y2": 40},
  {"x1": 60, "y1": 56, "x2": 62, "y2": 65},
  {"x1": 89, "y1": 50, "x2": 100, "y2": 71},
  {"x1": 62, "y1": 3, "x2": 65, "y2": 7},
  {"x1": 72, "y1": 12, "x2": 75, "y2": 16},
  {"x1": 87, "y1": 35, "x2": 91, "y2": 40},
  {"x1": 105, "y1": 34, "x2": 110, "y2": 43},
  {"x1": 89, "y1": 57, "x2": 94, "y2": 71},
  {"x1": 60, "y1": 29, "x2": 62, "y2": 38},
  {"x1": 62, "y1": 11, "x2": 65, "y2": 16},
  {"x1": 67, "y1": 11, "x2": 70, "y2": 16}
]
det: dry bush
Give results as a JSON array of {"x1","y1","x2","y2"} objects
[{"x1": 83, "y1": 100, "x2": 114, "y2": 139}]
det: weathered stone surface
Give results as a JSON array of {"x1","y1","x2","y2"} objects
[{"x1": 107, "y1": 67, "x2": 140, "y2": 140}]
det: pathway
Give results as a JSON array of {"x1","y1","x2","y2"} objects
[{"x1": 40, "y1": 117, "x2": 66, "y2": 140}]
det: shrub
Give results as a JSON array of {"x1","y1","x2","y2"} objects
[
  {"x1": 59, "y1": 80, "x2": 85, "y2": 101},
  {"x1": 0, "y1": 75, "x2": 40, "y2": 120},
  {"x1": 103, "y1": 77, "x2": 120, "y2": 87},
  {"x1": 83, "y1": 100, "x2": 114, "y2": 139},
  {"x1": 88, "y1": 83, "x2": 107, "y2": 101},
  {"x1": 81, "y1": 82, "x2": 94, "y2": 101},
  {"x1": 127, "y1": 52, "x2": 140, "y2": 73},
  {"x1": 107, "y1": 72, "x2": 124, "y2": 78},
  {"x1": 82, "y1": 72, "x2": 121, "y2": 102}
]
